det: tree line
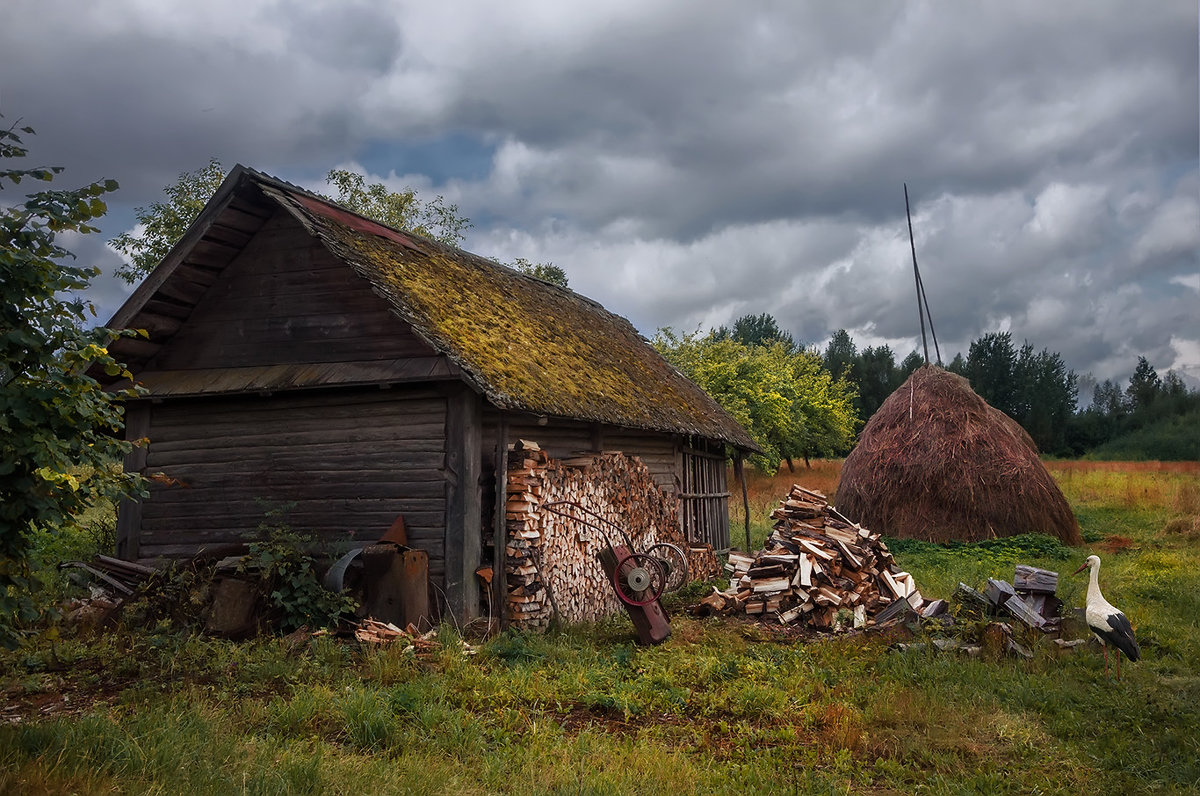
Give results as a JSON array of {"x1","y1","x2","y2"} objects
[
  {"x1": 823, "y1": 328, "x2": 1197, "y2": 458},
  {"x1": 658, "y1": 315, "x2": 1198, "y2": 463}
]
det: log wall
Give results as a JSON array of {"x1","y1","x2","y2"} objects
[
  {"x1": 145, "y1": 208, "x2": 445, "y2": 372},
  {"x1": 132, "y1": 388, "x2": 448, "y2": 579}
]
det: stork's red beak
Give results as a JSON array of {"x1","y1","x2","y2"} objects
[{"x1": 1073, "y1": 562, "x2": 1088, "y2": 575}]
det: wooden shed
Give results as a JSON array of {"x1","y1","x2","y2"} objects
[{"x1": 100, "y1": 166, "x2": 758, "y2": 621}]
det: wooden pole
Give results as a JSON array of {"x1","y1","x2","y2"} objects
[
  {"x1": 735, "y1": 455, "x2": 751, "y2": 551},
  {"x1": 493, "y1": 414, "x2": 509, "y2": 629},
  {"x1": 905, "y1": 182, "x2": 930, "y2": 365}
]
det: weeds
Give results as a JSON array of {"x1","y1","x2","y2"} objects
[{"x1": 1, "y1": 461, "x2": 1198, "y2": 794}]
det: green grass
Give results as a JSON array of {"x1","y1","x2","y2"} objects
[{"x1": 2, "y1": 462, "x2": 1198, "y2": 794}]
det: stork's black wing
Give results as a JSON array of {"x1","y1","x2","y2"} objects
[{"x1": 1104, "y1": 611, "x2": 1141, "y2": 662}]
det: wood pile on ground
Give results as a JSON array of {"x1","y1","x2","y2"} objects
[
  {"x1": 890, "y1": 564, "x2": 1086, "y2": 660},
  {"x1": 505, "y1": 441, "x2": 718, "y2": 630},
  {"x1": 692, "y1": 485, "x2": 923, "y2": 631}
]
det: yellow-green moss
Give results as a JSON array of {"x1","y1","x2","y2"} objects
[{"x1": 299, "y1": 203, "x2": 756, "y2": 449}]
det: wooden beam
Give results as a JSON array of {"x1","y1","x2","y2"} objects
[
  {"x1": 492, "y1": 414, "x2": 509, "y2": 629},
  {"x1": 115, "y1": 402, "x2": 151, "y2": 561},
  {"x1": 443, "y1": 386, "x2": 482, "y2": 624}
]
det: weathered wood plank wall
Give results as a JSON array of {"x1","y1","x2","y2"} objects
[
  {"x1": 145, "y1": 209, "x2": 442, "y2": 372},
  {"x1": 135, "y1": 388, "x2": 448, "y2": 576}
]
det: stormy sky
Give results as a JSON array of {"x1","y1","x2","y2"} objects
[{"x1": 3, "y1": 1, "x2": 1197, "y2": 394}]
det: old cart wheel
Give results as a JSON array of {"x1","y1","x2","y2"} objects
[
  {"x1": 612, "y1": 553, "x2": 666, "y2": 606},
  {"x1": 644, "y1": 542, "x2": 689, "y2": 593}
]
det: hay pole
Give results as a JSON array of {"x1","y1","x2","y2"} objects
[{"x1": 904, "y1": 183, "x2": 942, "y2": 365}]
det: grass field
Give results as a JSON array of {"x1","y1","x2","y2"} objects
[{"x1": 1, "y1": 461, "x2": 1197, "y2": 795}]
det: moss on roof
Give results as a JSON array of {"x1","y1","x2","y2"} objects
[{"x1": 266, "y1": 183, "x2": 757, "y2": 450}]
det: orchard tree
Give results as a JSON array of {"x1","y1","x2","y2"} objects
[
  {"x1": 110, "y1": 158, "x2": 225, "y2": 283},
  {"x1": 1, "y1": 118, "x2": 144, "y2": 647},
  {"x1": 653, "y1": 328, "x2": 858, "y2": 471},
  {"x1": 324, "y1": 168, "x2": 470, "y2": 247},
  {"x1": 510, "y1": 257, "x2": 569, "y2": 288}
]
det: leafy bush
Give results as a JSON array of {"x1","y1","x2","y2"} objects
[
  {"x1": 884, "y1": 532, "x2": 1073, "y2": 562},
  {"x1": 239, "y1": 527, "x2": 356, "y2": 633}
]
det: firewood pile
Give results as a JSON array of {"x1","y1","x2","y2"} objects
[
  {"x1": 891, "y1": 564, "x2": 1078, "y2": 660},
  {"x1": 693, "y1": 484, "x2": 923, "y2": 631},
  {"x1": 505, "y1": 441, "x2": 719, "y2": 630}
]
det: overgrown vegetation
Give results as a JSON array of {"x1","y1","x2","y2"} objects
[
  {"x1": 240, "y1": 523, "x2": 357, "y2": 633},
  {"x1": 3, "y1": 462, "x2": 1195, "y2": 794},
  {"x1": 653, "y1": 329, "x2": 859, "y2": 470},
  {"x1": 0, "y1": 118, "x2": 144, "y2": 648}
]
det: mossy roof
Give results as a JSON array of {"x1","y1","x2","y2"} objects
[{"x1": 244, "y1": 172, "x2": 758, "y2": 451}]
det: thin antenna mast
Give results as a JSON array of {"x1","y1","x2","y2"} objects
[{"x1": 904, "y1": 183, "x2": 941, "y2": 366}]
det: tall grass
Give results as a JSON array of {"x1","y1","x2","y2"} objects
[{"x1": 2, "y1": 460, "x2": 1198, "y2": 794}]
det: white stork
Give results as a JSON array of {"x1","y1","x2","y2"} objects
[{"x1": 1074, "y1": 554, "x2": 1140, "y2": 680}]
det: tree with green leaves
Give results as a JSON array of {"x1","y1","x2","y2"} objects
[
  {"x1": 1012, "y1": 343, "x2": 1077, "y2": 455},
  {"x1": 1126, "y1": 356, "x2": 1161, "y2": 414},
  {"x1": 900, "y1": 350, "x2": 926, "y2": 378},
  {"x1": 110, "y1": 158, "x2": 225, "y2": 283},
  {"x1": 510, "y1": 257, "x2": 569, "y2": 288},
  {"x1": 1, "y1": 117, "x2": 144, "y2": 647},
  {"x1": 964, "y1": 331, "x2": 1019, "y2": 417},
  {"x1": 822, "y1": 329, "x2": 857, "y2": 386},
  {"x1": 112, "y1": 164, "x2": 477, "y2": 284},
  {"x1": 855, "y1": 345, "x2": 902, "y2": 421},
  {"x1": 653, "y1": 328, "x2": 858, "y2": 471},
  {"x1": 714, "y1": 313, "x2": 796, "y2": 351},
  {"x1": 324, "y1": 168, "x2": 470, "y2": 248}
]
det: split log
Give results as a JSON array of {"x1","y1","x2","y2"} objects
[{"x1": 689, "y1": 482, "x2": 924, "y2": 634}]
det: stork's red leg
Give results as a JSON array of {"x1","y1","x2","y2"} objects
[{"x1": 1104, "y1": 645, "x2": 1110, "y2": 680}]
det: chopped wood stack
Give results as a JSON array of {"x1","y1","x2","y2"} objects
[
  {"x1": 972, "y1": 564, "x2": 1063, "y2": 631},
  {"x1": 505, "y1": 441, "x2": 717, "y2": 630},
  {"x1": 694, "y1": 485, "x2": 921, "y2": 631}
]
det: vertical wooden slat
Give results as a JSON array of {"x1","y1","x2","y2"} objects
[
  {"x1": 116, "y1": 402, "x2": 151, "y2": 560},
  {"x1": 492, "y1": 414, "x2": 509, "y2": 628},
  {"x1": 444, "y1": 386, "x2": 482, "y2": 623}
]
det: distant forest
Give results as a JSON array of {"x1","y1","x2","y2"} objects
[
  {"x1": 663, "y1": 314, "x2": 1199, "y2": 462},
  {"x1": 819, "y1": 325, "x2": 1199, "y2": 460}
]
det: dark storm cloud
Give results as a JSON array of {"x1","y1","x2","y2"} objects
[{"x1": 3, "y1": 0, "x2": 1196, "y2": 385}]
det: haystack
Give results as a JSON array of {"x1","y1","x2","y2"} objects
[{"x1": 836, "y1": 365, "x2": 1081, "y2": 545}]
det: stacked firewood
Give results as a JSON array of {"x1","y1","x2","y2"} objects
[
  {"x1": 505, "y1": 441, "x2": 718, "y2": 630},
  {"x1": 694, "y1": 485, "x2": 922, "y2": 630}
]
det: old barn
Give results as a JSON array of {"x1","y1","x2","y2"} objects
[{"x1": 100, "y1": 166, "x2": 758, "y2": 622}]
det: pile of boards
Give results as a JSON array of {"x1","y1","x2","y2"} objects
[
  {"x1": 948, "y1": 564, "x2": 1064, "y2": 631},
  {"x1": 505, "y1": 441, "x2": 719, "y2": 630},
  {"x1": 694, "y1": 485, "x2": 922, "y2": 630},
  {"x1": 891, "y1": 564, "x2": 1076, "y2": 660}
]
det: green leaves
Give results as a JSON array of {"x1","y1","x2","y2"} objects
[
  {"x1": 325, "y1": 168, "x2": 471, "y2": 247},
  {"x1": 1, "y1": 114, "x2": 142, "y2": 648},
  {"x1": 110, "y1": 158, "x2": 226, "y2": 284},
  {"x1": 240, "y1": 522, "x2": 357, "y2": 633},
  {"x1": 653, "y1": 328, "x2": 860, "y2": 471}
]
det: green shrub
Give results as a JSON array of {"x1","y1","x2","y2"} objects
[{"x1": 239, "y1": 526, "x2": 356, "y2": 633}]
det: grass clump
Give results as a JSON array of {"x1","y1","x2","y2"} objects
[{"x1": 1, "y1": 461, "x2": 1198, "y2": 794}]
